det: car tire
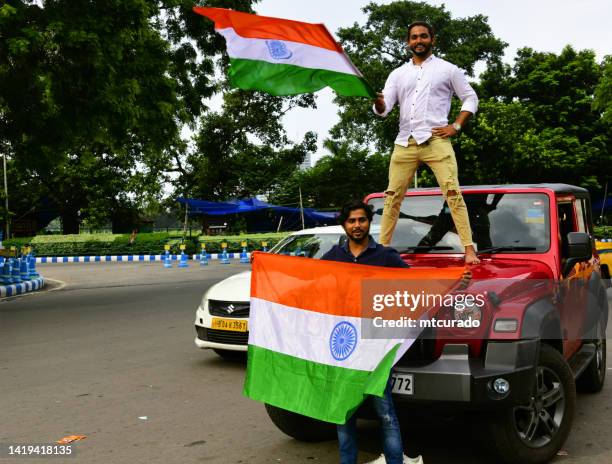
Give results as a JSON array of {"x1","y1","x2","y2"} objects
[
  {"x1": 487, "y1": 344, "x2": 576, "y2": 464},
  {"x1": 213, "y1": 349, "x2": 246, "y2": 362},
  {"x1": 576, "y1": 319, "x2": 607, "y2": 393},
  {"x1": 265, "y1": 404, "x2": 337, "y2": 442}
]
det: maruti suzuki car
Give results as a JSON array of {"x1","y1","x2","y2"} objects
[
  {"x1": 194, "y1": 226, "x2": 347, "y2": 359},
  {"x1": 265, "y1": 184, "x2": 610, "y2": 464}
]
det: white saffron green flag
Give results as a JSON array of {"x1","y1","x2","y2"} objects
[
  {"x1": 243, "y1": 252, "x2": 465, "y2": 424},
  {"x1": 193, "y1": 7, "x2": 376, "y2": 98}
]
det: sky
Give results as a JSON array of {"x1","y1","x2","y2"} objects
[{"x1": 253, "y1": 0, "x2": 612, "y2": 164}]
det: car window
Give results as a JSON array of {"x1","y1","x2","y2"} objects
[
  {"x1": 271, "y1": 233, "x2": 342, "y2": 259},
  {"x1": 368, "y1": 193, "x2": 550, "y2": 253},
  {"x1": 575, "y1": 200, "x2": 587, "y2": 233}
]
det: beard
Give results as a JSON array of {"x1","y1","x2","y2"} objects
[
  {"x1": 410, "y1": 42, "x2": 432, "y2": 57},
  {"x1": 347, "y1": 227, "x2": 369, "y2": 244}
]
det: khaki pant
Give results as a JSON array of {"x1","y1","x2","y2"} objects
[{"x1": 379, "y1": 137, "x2": 474, "y2": 247}]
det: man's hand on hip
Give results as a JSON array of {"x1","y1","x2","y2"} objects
[
  {"x1": 431, "y1": 125, "x2": 458, "y2": 138},
  {"x1": 374, "y1": 92, "x2": 386, "y2": 114}
]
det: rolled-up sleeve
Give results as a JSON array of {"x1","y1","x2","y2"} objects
[
  {"x1": 451, "y1": 66, "x2": 478, "y2": 114},
  {"x1": 372, "y1": 70, "x2": 398, "y2": 118}
]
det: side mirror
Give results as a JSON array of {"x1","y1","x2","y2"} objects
[{"x1": 562, "y1": 232, "x2": 592, "y2": 276}]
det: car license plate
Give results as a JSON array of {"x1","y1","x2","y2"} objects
[
  {"x1": 391, "y1": 373, "x2": 413, "y2": 395},
  {"x1": 211, "y1": 317, "x2": 248, "y2": 332}
]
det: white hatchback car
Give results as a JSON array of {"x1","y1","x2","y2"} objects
[{"x1": 194, "y1": 225, "x2": 347, "y2": 359}]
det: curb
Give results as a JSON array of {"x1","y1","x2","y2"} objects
[
  {"x1": 35, "y1": 254, "x2": 252, "y2": 263},
  {"x1": 0, "y1": 277, "x2": 45, "y2": 297}
]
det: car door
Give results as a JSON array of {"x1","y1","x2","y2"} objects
[{"x1": 556, "y1": 199, "x2": 587, "y2": 357}]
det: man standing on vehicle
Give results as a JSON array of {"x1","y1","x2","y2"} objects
[
  {"x1": 321, "y1": 200, "x2": 423, "y2": 464},
  {"x1": 374, "y1": 21, "x2": 480, "y2": 264}
]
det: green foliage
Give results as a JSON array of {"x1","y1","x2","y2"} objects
[
  {"x1": 175, "y1": 90, "x2": 318, "y2": 201},
  {"x1": 468, "y1": 46, "x2": 611, "y2": 194},
  {"x1": 594, "y1": 55, "x2": 612, "y2": 125},
  {"x1": 270, "y1": 141, "x2": 390, "y2": 208},
  {"x1": 198, "y1": 232, "x2": 287, "y2": 253},
  {"x1": 0, "y1": 0, "x2": 257, "y2": 234},
  {"x1": 4, "y1": 231, "x2": 288, "y2": 256},
  {"x1": 594, "y1": 226, "x2": 611, "y2": 239}
]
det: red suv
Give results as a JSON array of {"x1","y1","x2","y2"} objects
[{"x1": 266, "y1": 184, "x2": 610, "y2": 464}]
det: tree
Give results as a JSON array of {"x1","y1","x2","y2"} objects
[
  {"x1": 171, "y1": 5, "x2": 319, "y2": 206},
  {"x1": 471, "y1": 46, "x2": 611, "y2": 193},
  {"x1": 270, "y1": 141, "x2": 389, "y2": 209},
  {"x1": 0, "y1": 0, "x2": 257, "y2": 234},
  {"x1": 328, "y1": 1, "x2": 507, "y2": 152},
  {"x1": 594, "y1": 55, "x2": 612, "y2": 125}
]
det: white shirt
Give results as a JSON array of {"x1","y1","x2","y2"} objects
[{"x1": 373, "y1": 55, "x2": 478, "y2": 146}]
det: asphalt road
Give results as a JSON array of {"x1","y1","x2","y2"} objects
[{"x1": 1, "y1": 262, "x2": 612, "y2": 464}]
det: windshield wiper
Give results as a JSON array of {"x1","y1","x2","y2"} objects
[
  {"x1": 398, "y1": 246, "x2": 454, "y2": 253},
  {"x1": 477, "y1": 246, "x2": 537, "y2": 254}
]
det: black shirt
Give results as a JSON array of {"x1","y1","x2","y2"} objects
[{"x1": 321, "y1": 236, "x2": 409, "y2": 268}]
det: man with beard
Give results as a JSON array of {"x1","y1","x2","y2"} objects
[
  {"x1": 374, "y1": 21, "x2": 480, "y2": 265},
  {"x1": 321, "y1": 201, "x2": 423, "y2": 464}
]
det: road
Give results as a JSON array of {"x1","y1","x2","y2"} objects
[{"x1": 1, "y1": 262, "x2": 611, "y2": 464}]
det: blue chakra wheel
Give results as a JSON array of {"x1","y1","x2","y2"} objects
[
  {"x1": 329, "y1": 321, "x2": 358, "y2": 361},
  {"x1": 266, "y1": 40, "x2": 293, "y2": 60}
]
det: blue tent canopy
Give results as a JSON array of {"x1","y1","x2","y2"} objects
[
  {"x1": 592, "y1": 197, "x2": 612, "y2": 213},
  {"x1": 177, "y1": 197, "x2": 337, "y2": 231}
]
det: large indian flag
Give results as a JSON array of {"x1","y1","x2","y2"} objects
[
  {"x1": 244, "y1": 252, "x2": 465, "y2": 424},
  {"x1": 193, "y1": 7, "x2": 376, "y2": 98}
]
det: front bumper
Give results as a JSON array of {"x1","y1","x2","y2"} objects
[
  {"x1": 392, "y1": 340, "x2": 538, "y2": 409},
  {"x1": 194, "y1": 304, "x2": 249, "y2": 351},
  {"x1": 194, "y1": 325, "x2": 248, "y2": 351}
]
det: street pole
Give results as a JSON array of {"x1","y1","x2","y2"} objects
[
  {"x1": 2, "y1": 154, "x2": 8, "y2": 239},
  {"x1": 182, "y1": 203, "x2": 189, "y2": 243},
  {"x1": 299, "y1": 186, "x2": 305, "y2": 230},
  {"x1": 600, "y1": 181, "x2": 608, "y2": 225}
]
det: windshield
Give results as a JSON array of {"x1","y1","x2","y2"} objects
[
  {"x1": 368, "y1": 193, "x2": 550, "y2": 253},
  {"x1": 270, "y1": 233, "x2": 343, "y2": 258}
]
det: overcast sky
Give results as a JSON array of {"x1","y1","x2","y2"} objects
[{"x1": 254, "y1": 0, "x2": 612, "y2": 163}]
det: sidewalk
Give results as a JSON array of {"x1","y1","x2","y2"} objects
[
  {"x1": 35, "y1": 253, "x2": 251, "y2": 263},
  {"x1": 0, "y1": 277, "x2": 45, "y2": 297}
]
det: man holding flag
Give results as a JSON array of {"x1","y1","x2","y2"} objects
[
  {"x1": 373, "y1": 21, "x2": 480, "y2": 265},
  {"x1": 321, "y1": 200, "x2": 422, "y2": 464}
]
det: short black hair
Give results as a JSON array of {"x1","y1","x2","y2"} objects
[
  {"x1": 338, "y1": 200, "x2": 373, "y2": 225},
  {"x1": 407, "y1": 21, "x2": 435, "y2": 39}
]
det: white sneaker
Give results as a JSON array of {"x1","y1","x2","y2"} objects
[
  {"x1": 364, "y1": 454, "x2": 387, "y2": 464},
  {"x1": 364, "y1": 454, "x2": 423, "y2": 464},
  {"x1": 403, "y1": 455, "x2": 424, "y2": 464}
]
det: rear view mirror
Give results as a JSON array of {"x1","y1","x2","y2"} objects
[{"x1": 562, "y1": 232, "x2": 592, "y2": 276}]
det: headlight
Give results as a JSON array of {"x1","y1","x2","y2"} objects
[
  {"x1": 200, "y1": 289, "x2": 211, "y2": 310},
  {"x1": 452, "y1": 297, "x2": 483, "y2": 324}
]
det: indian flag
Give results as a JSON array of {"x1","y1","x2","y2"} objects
[
  {"x1": 244, "y1": 252, "x2": 465, "y2": 424},
  {"x1": 193, "y1": 7, "x2": 376, "y2": 98}
]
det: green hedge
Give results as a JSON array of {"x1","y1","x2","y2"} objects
[
  {"x1": 594, "y1": 226, "x2": 611, "y2": 239},
  {"x1": 3, "y1": 232, "x2": 289, "y2": 256},
  {"x1": 197, "y1": 233, "x2": 288, "y2": 253}
]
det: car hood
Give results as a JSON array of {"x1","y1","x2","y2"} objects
[
  {"x1": 206, "y1": 270, "x2": 252, "y2": 302},
  {"x1": 409, "y1": 256, "x2": 555, "y2": 299},
  {"x1": 205, "y1": 257, "x2": 556, "y2": 305}
]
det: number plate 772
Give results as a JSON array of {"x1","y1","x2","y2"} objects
[{"x1": 390, "y1": 373, "x2": 414, "y2": 395}]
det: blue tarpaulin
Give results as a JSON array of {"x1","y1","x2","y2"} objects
[{"x1": 177, "y1": 197, "x2": 337, "y2": 231}]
